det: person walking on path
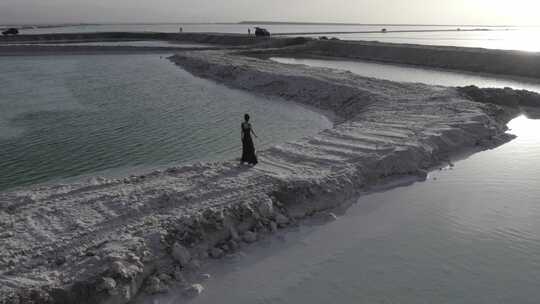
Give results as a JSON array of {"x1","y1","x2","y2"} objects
[{"x1": 241, "y1": 114, "x2": 258, "y2": 165}]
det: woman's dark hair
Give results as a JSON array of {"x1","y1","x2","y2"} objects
[{"x1": 244, "y1": 114, "x2": 250, "y2": 121}]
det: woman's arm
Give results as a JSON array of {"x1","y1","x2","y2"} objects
[{"x1": 251, "y1": 127, "x2": 258, "y2": 138}]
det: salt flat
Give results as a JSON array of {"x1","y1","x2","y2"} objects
[{"x1": 2, "y1": 46, "x2": 538, "y2": 303}]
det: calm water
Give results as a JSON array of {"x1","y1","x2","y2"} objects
[
  {"x1": 272, "y1": 57, "x2": 540, "y2": 93},
  {"x1": 0, "y1": 54, "x2": 331, "y2": 191},
  {"x1": 303, "y1": 27, "x2": 540, "y2": 52},
  {"x1": 6, "y1": 23, "x2": 540, "y2": 52},
  {"x1": 169, "y1": 116, "x2": 540, "y2": 304}
]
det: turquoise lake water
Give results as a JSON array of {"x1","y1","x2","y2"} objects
[{"x1": 0, "y1": 54, "x2": 331, "y2": 191}]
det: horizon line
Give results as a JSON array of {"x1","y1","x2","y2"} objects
[{"x1": 2, "y1": 21, "x2": 539, "y2": 28}]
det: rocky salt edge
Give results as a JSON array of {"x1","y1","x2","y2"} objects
[{"x1": 1, "y1": 49, "x2": 539, "y2": 304}]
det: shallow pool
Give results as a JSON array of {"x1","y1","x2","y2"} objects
[
  {"x1": 272, "y1": 57, "x2": 540, "y2": 93},
  {"x1": 0, "y1": 55, "x2": 331, "y2": 191}
]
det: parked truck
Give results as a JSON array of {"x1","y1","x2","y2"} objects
[
  {"x1": 2, "y1": 28, "x2": 19, "y2": 36},
  {"x1": 255, "y1": 27, "x2": 270, "y2": 37}
]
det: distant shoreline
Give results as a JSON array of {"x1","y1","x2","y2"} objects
[
  {"x1": 2, "y1": 31, "x2": 540, "y2": 77},
  {"x1": 2, "y1": 22, "x2": 537, "y2": 30},
  {"x1": 238, "y1": 21, "x2": 527, "y2": 27}
]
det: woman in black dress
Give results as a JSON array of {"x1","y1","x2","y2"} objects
[{"x1": 241, "y1": 114, "x2": 258, "y2": 165}]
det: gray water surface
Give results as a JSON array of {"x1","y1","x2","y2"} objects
[
  {"x1": 153, "y1": 117, "x2": 540, "y2": 304},
  {"x1": 9, "y1": 23, "x2": 540, "y2": 52},
  {"x1": 272, "y1": 57, "x2": 540, "y2": 93},
  {"x1": 0, "y1": 55, "x2": 331, "y2": 191}
]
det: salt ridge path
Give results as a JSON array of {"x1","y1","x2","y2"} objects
[{"x1": 0, "y1": 50, "x2": 535, "y2": 304}]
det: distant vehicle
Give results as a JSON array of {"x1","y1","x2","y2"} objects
[
  {"x1": 2, "y1": 28, "x2": 19, "y2": 36},
  {"x1": 255, "y1": 27, "x2": 270, "y2": 37},
  {"x1": 381, "y1": 28, "x2": 387, "y2": 33},
  {"x1": 319, "y1": 36, "x2": 329, "y2": 40}
]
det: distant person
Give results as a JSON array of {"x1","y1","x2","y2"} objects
[
  {"x1": 179, "y1": 27, "x2": 183, "y2": 33},
  {"x1": 241, "y1": 114, "x2": 258, "y2": 165},
  {"x1": 248, "y1": 28, "x2": 251, "y2": 35}
]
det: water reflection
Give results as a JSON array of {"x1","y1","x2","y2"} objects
[
  {"x1": 509, "y1": 115, "x2": 540, "y2": 139},
  {"x1": 272, "y1": 57, "x2": 540, "y2": 93},
  {"x1": 311, "y1": 27, "x2": 540, "y2": 53},
  {"x1": 153, "y1": 115, "x2": 540, "y2": 304},
  {"x1": 0, "y1": 55, "x2": 331, "y2": 191}
]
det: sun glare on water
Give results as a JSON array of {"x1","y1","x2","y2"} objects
[{"x1": 507, "y1": 115, "x2": 540, "y2": 140}]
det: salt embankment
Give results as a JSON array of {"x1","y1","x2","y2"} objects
[
  {"x1": 250, "y1": 39, "x2": 540, "y2": 79},
  {"x1": 0, "y1": 45, "x2": 218, "y2": 56},
  {"x1": 0, "y1": 32, "x2": 265, "y2": 46},
  {"x1": 0, "y1": 32, "x2": 310, "y2": 56},
  {"x1": 4, "y1": 32, "x2": 540, "y2": 81},
  {"x1": 1, "y1": 50, "x2": 539, "y2": 304}
]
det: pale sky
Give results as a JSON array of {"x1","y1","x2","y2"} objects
[{"x1": 1, "y1": 0, "x2": 539, "y2": 26}]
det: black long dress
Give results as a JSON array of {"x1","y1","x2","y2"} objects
[{"x1": 241, "y1": 122, "x2": 258, "y2": 165}]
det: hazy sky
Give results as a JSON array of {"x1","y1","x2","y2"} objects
[{"x1": 1, "y1": 0, "x2": 539, "y2": 25}]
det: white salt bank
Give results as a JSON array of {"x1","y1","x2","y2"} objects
[{"x1": 147, "y1": 115, "x2": 540, "y2": 304}]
